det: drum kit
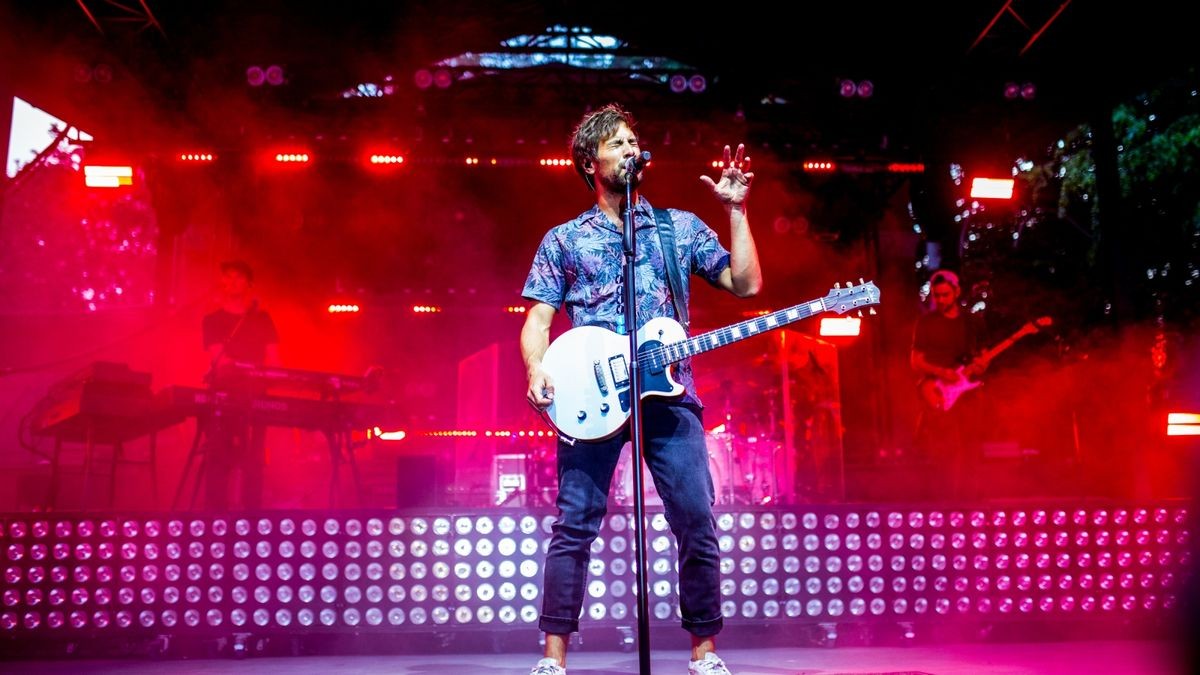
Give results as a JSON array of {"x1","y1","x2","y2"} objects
[
  {"x1": 526, "y1": 329, "x2": 842, "y2": 508},
  {"x1": 612, "y1": 367, "x2": 795, "y2": 507},
  {"x1": 700, "y1": 375, "x2": 794, "y2": 506},
  {"x1": 609, "y1": 409, "x2": 789, "y2": 507}
]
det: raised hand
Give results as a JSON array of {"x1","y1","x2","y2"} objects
[{"x1": 700, "y1": 143, "x2": 753, "y2": 206}]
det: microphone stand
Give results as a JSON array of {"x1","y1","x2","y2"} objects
[{"x1": 620, "y1": 152, "x2": 653, "y2": 675}]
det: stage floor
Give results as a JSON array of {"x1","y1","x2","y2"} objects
[{"x1": 0, "y1": 640, "x2": 1187, "y2": 674}]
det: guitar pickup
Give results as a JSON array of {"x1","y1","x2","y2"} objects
[{"x1": 608, "y1": 355, "x2": 630, "y2": 388}]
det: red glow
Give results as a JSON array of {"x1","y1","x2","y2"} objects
[
  {"x1": 369, "y1": 154, "x2": 405, "y2": 165},
  {"x1": 711, "y1": 160, "x2": 725, "y2": 168},
  {"x1": 1167, "y1": 412, "x2": 1200, "y2": 436},
  {"x1": 464, "y1": 157, "x2": 480, "y2": 165},
  {"x1": 327, "y1": 303, "x2": 360, "y2": 314},
  {"x1": 820, "y1": 317, "x2": 862, "y2": 336},
  {"x1": 505, "y1": 306, "x2": 527, "y2": 313},
  {"x1": 970, "y1": 177, "x2": 1014, "y2": 199},
  {"x1": 274, "y1": 153, "x2": 310, "y2": 163},
  {"x1": 422, "y1": 429, "x2": 547, "y2": 438},
  {"x1": 803, "y1": 161, "x2": 836, "y2": 172},
  {"x1": 83, "y1": 165, "x2": 133, "y2": 188},
  {"x1": 741, "y1": 309, "x2": 772, "y2": 317},
  {"x1": 178, "y1": 153, "x2": 215, "y2": 162},
  {"x1": 539, "y1": 158, "x2": 572, "y2": 167},
  {"x1": 412, "y1": 305, "x2": 442, "y2": 313},
  {"x1": 370, "y1": 427, "x2": 407, "y2": 441},
  {"x1": 887, "y1": 162, "x2": 925, "y2": 173}
]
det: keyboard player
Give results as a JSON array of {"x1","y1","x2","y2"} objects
[{"x1": 200, "y1": 260, "x2": 279, "y2": 510}]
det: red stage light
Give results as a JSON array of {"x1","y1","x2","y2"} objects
[
  {"x1": 803, "y1": 161, "x2": 836, "y2": 172},
  {"x1": 370, "y1": 427, "x2": 406, "y2": 441},
  {"x1": 505, "y1": 306, "x2": 527, "y2": 313},
  {"x1": 970, "y1": 177, "x2": 1015, "y2": 199},
  {"x1": 264, "y1": 65, "x2": 286, "y2": 87},
  {"x1": 83, "y1": 165, "x2": 133, "y2": 188},
  {"x1": 178, "y1": 153, "x2": 215, "y2": 162},
  {"x1": 274, "y1": 153, "x2": 310, "y2": 163},
  {"x1": 820, "y1": 317, "x2": 862, "y2": 337},
  {"x1": 887, "y1": 162, "x2": 925, "y2": 173},
  {"x1": 327, "y1": 304, "x2": 360, "y2": 314},
  {"x1": 412, "y1": 305, "x2": 442, "y2": 314},
  {"x1": 369, "y1": 154, "x2": 404, "y2": 165},
  {"x1": 1167, "y1": 412, "x2": 1200, "y2": 436}
]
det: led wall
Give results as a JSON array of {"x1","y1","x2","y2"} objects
[{"x1": 1, "y1": 503, "x2": 1190, "y2": 636}]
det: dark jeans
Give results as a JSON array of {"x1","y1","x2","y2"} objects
[
  {"x1": 538, "y1": 401, "x2": 723, "y2": 637},
  {"x1": 913, "y1": 388, "x2": 986, "y2": 500}
]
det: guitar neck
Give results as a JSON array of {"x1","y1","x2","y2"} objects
[
  {"x1": 978, "y1": 327, "x2": 1032, "y2": 363},
  {"x1": 649, "y1": 297, "x2": 828, "y2": 365}
]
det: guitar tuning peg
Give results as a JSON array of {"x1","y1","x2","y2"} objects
[
  {"x1": 859, "y1": 277, "x2": 865, "y2": 285},
  {"x1": 846, "y1": 280, "x2": 854, "y2": 287},
  {"x1": 857, "y1": 310, "x2": 864, "y2": 318},
  {"x1": 834, "y1": 282, "x2": 841, "y2": 289},
  {"x1": 869, "y1": 307, "x2": 877, "y2": 316}
]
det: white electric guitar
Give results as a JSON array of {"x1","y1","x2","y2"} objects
[
  {"x1": 919, "y1": 315, "x2": 1053, "y2": 412},
  {"x1": 538, "y1": 281, "x2": 881, "y2": 442}
]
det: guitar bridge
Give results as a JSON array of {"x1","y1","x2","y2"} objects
[{"x1": 593, "y1": 361, "x2": 609, "y2": 396}]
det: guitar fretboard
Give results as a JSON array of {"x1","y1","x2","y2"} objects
[{"x1": 638, "y1": 297, "x2": 828, "y2": 369}]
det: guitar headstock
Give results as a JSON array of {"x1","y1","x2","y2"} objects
[
  {"x1": 1025, "y1": 316, "x2": 1054, "y2": 333},
  {"x1": 825, "y1": 280, "x2": 881, "y2": 315}
]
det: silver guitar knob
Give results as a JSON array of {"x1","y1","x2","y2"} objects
[
  {"x1": 577, "y1": 410, "x2": 587, "y2": 421},
  {"x1": 600, "y1": 403, "x2": 610, "y2": 414}
]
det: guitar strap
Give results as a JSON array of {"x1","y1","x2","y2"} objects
[{"x1": 653, "y1": 208, "x2": 690, "y2": 331}]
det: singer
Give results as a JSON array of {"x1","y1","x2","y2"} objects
[
  {"x1": 520, "y1": 103, "x2": 762, "y2": 675},
  {"x1": 200, "y1": 260, "x2": 280, "y2": 510}
]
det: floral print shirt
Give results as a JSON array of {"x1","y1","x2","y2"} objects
[{"x1": 522, "y1": 195, "x2": 731, "y2": 406}]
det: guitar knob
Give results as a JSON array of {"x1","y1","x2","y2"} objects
[
  {"x1": 600, "y1": 403, "x2": 610, "y2": 414},
  {"x1": 577, "y1": 410, "x2": 587, "y2": 421}
]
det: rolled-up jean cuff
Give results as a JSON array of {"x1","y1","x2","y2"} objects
[
  {"x1": 682, "y1": 615, "x2": 723, "y2": 638},
  {"x1": 538, "y1": 614, "x2": 579, "y2": 636}
]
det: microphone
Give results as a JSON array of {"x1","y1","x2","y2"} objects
[{"x1": 624, "y1": 151, "x2": 651, "y2": 175}]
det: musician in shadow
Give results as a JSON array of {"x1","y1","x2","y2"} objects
[
  {"x1": 910, "y1": 269, "x2": 989, "y2": 501},
  {"x1": 201, "y1": 260, "x2": 279, "y2": 510}
]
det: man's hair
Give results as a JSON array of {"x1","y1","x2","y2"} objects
[
  {"x1": 570, "y1": 103, "x2": 637, "y2": 190},
  {"x1": 930, "y1": 269, "x2": 959, "y2": 290},
  {"x1": 220, "y1": 260, "x2": 254, "y2": 283}
]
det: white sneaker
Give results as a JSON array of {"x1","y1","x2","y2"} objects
[
  {"x1": 530, "y1": 657, "x2": 566, "y2": 675},
  {"x1": 688, "y1": 652, "x2": 732, "y2": 675}
]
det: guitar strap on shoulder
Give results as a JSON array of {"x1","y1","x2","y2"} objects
[{"x1": 653, "y1": 208, "x2": 690, "y2": 331}]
